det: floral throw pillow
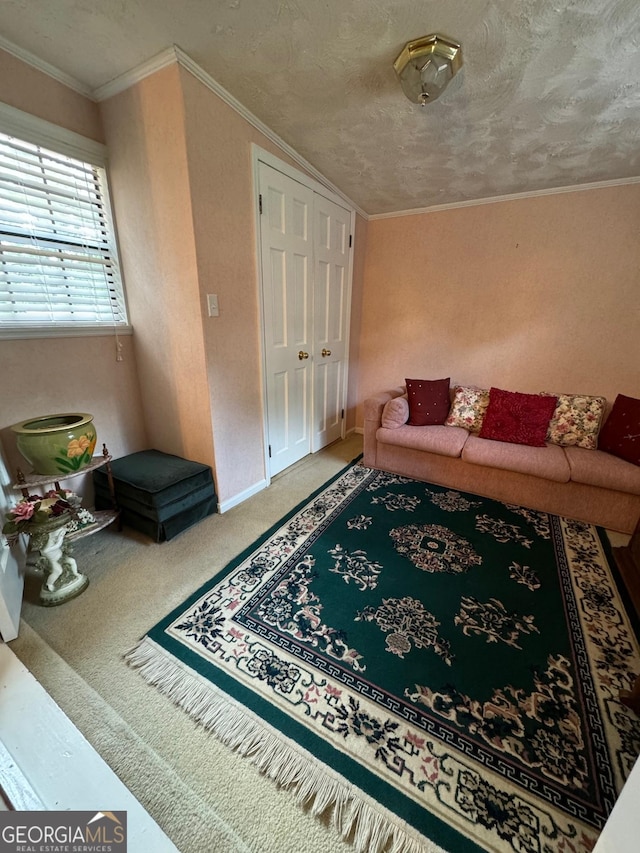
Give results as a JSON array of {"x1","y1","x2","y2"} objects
[
  {"x1": 445, "y1": 385, "x2": 490, "y2": 433},
  {"x1": 479, "y1": 388, "x2": 558, "y2": 447},
  {"x1": 545, "y1": 393, "x2": 607, "y2": 449}
]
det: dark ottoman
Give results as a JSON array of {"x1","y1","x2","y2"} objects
[{"x1": 93, "y1": 449, "x2": 217, "y2": 542}]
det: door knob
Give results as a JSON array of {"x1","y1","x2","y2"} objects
[
  {"x1": 298, "y1": 350, "x2": 309, "y2": 360},
  {"x1": 322, "y1": 348, "x2": 332, "y2": 357}
]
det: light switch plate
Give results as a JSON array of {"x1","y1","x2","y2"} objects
[{"x1": 207, "y1": 294, "x2": 219, "y2": 317}]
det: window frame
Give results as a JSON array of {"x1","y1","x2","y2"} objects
[{"x1": 0, "y1": 102, "x2": 131, "y2": 340}]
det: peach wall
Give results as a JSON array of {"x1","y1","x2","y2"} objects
[
  {"x1": 0, "y1": 51, "x2": 146, "y2": 499},
  {"x1": 0, "y1": 49, "x2": 102, "y2": 142},
  {"x1": 179, "y1": 68, "x2": 363, "y2": 502},
  {"x1": 97, "y1": 60, "x2": 362, "y2": 507},
  {"x1": 357, "y1": 184, "x2": 640, "y2": 423},
  {"x1": 346, "y1": 213, "x2": 367, "y2": 431},
  {"x1": 0, "y1": 336, "x2": 146, "y2": 499},
  {"x1": 180, "y1": 71, "x2": 285, "y2": 498},
  {"x1": 99, "y1": 66, "x2": 215, "y2": 471}
]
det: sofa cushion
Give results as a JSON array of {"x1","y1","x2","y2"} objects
[
  {"x1": 598, "y1": 394, "x2": 640, "y2": 466},
  {"x1": 405, "y1": 377, "x2": 451, "y2": 426},
  {"x1": 381, "y1": 395, "x2": 409, "y2": 429},
  {"x1": 377, "y1": 424, "x2": 468, "y2": 458},
  {"x1": 363, "y1": 387, "x2": 406, "y2": 423},
  {"x1": 462, "y1": 435, "x2": 571, "y2": 482},
  {"x1": 479, "y1": 388, "x2": 558, "y2": 447},
  {"x1": 445, "y1": 385, "x2": 490, "y2": 433},
  {"x1": 545, "y1": 392, "x2": 606, "y2": 449},
  {"x1": 564, "y1": 446, "x2": 640, "y2": 495}
]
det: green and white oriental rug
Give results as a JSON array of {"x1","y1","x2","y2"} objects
[{"x1": 127, "y1": 462, "x2": 640, "y2": 853}]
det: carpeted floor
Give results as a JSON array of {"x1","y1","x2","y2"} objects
[
  {"x1": 10, "y1": 435, "x2": 370, "y2": 853},
  {"x1": 8, "y1": 435, "x2": 635, "y2": 853}
]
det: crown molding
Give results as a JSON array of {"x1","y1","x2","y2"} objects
[
  {"x1": 0, "y1": 34, "x2": 93, "y2": 98},
  {"x1": 6, "y1": 35, "x2": 636, "y2": 222},
  {"x1": 91, "y1": 46, "x2": 180, "y2": 102},
  {"x1": 0, "y1": 33, "x2": 366, "y2": 218},
  {"x1": 369, "y1": 175, "x2": 640, "y2": 220},
  {"x1": 173, "y1": 46, "x2": 367, "y2": 219},
  {"x1": 92, "y1": 44, "x2": 366, "y2": 219}
]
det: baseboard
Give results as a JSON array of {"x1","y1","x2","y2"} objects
[
  {"x1": 353, "y1": 426, "x2": 364, "y2": 435},
  {"x1": 219, "y1": 436, "x2": 362, "y2": 513},
  {"x1": 218, "y1": 478, "x2": 268, "y2": 513}
]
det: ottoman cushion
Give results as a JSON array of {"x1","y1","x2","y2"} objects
[{"x1": 93, "y1": 449, "x2": 216, "y2": 541}]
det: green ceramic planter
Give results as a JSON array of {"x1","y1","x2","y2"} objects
[{"x1": 11, "y1": 413, "x2": 97, "y2": 476}]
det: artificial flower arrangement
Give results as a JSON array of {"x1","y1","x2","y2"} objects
[{"x1": 2, "y1": 489, "x2": 95, "y2": 543}]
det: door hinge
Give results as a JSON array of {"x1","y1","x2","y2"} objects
[
  {"x1": 341, "y1": 409, "x2": 344, "y2": 419},
  {"x1": 268, "y1": 444, "x2": 272, "y2": 458},
  {"x1": 259, "y1": 194, "x2": 263, "y2": 214},
  {"x1": 349, "y1": 234, "x2": 352, "y2": 248}
]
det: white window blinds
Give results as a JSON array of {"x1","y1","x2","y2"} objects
[{"x1": 0, "y1": 130, "x2": 127, "y2": 331}]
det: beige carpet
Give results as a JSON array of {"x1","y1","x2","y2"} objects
[{"x1": 10, "y1": 436, "x2": 371, "y2": 853}]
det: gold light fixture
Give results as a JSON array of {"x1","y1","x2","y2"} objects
[{"x1": 393, "y1": 33, "x2": 463, "y2": 106}]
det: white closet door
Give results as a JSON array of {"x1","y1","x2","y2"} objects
[
  {"x1": 259, "y1": 162, "x2": 314, "y2": 476},
  {"x1": 312, "y1": 194, "x2": 350, "y2": 451}
]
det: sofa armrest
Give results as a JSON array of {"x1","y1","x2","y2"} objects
[
  {"x1": 364, "y1": 387, "x2": 406, "y2": 425},
  {"x1": 363, "y1": 387, "x2": 405, "y2": 467}
]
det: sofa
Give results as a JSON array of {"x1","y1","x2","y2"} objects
[{"x1": 363, "y1": 382, "x2": 640, "y2": 534}]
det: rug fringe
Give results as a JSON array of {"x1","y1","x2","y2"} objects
[{"x1": 125, "y1": 637, "x2": 446, "y2": 853}]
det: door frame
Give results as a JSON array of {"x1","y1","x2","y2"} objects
[{"x1": 252, "y1": 145, "x2": 356, "y2": 485}]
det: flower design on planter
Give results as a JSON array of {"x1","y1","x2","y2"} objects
[
  {"x1": 55, "y1": 432, "x2": 97, "y2": 472},
  {"x1": 11, "y1": 413, "x2": 97, "y2": 476}
]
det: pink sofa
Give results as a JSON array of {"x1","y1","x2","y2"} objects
[{"x1": 363, "y1": 387, "x2": 640, "y2": 534}]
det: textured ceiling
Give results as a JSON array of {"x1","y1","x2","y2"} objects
[{"x1": 0, "y1": 0, "x2": 638, "y2": 214}]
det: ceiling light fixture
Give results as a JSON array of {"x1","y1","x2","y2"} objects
[{"x1": 393, "y1": 33, "x2": 463, "y2": 106}]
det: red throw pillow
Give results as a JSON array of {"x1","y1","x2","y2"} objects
[
  {"x1": 598, "y1": 394, "x2": 640, "y2": 466},
  {"x1": 405, "y1": 378, "x2": 451, "y2": 426},
  {"x1": 479, "y1": 388, "x2": 558, "y2": 447}
]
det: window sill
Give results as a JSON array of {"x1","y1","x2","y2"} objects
[{"x1": 0, "y1": 325, "x2": 133, "y2": 341}]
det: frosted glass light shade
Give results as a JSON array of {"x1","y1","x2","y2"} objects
[{"x1": 394, "y1": 34, "x2": 463, "y2": 105}]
